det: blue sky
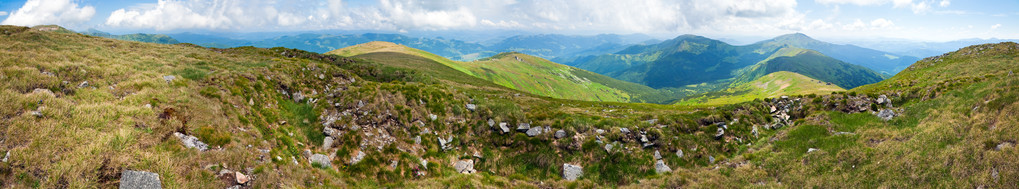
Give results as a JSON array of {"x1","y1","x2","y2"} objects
[{"x1": 0, "y1": 0, "x2": 1015, "y2": 41}]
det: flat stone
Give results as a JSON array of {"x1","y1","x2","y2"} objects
[
  {"x1": 429, "y1": 114, "x2": 438, "y2": 121},
  {"x1": 322, "y1": 137, "x2": 335, "y2": 149},
  {"x1": 310, "y1": 154, "x2": 331, "y2": 168},
  {"x1": 807, "y1": 148, "x2": 819, "y2": 153},
  {"x1": 654, "y1": 150, "x2": 662, "y2": 160},
  {"x1": 619, "y1": 128, "x2": 630, "y2": 134},
  {"x1": 173, "y1": 132, "x2": 208, "y2": 151},
  {"x1": 526, "y1": 126, "x2": 543, "y2": 137},
  {"x1": 595, "y1": 129, "x2": 605, "y2": 135},
  {"x1": 487, "y1": 119, "x2": 495, "y2": 127},
  {"x1": 454, "y1": 159, "x2": 476, "y2": 174},
  {"x1": 675, "y1": 149, "x2": 684, "y2": 158},
  {"x1": 604, "y1": 143, "x2": 614, "y2": 153},
  {"x1": 562, "y1": 163, "x2": 583, "y2": 181},
  {"x1": 654, "y1": 160, "x2": 672, "y2": 173},
  {"x1": 162, "y1": 75, "x2": 176, "y2": 83},
  {"x1": 516, "y1": 123, "x2": 531, "y2": 132},
  {"x1": 234, "y1": 171, "x2": 249, "y2": 185},
  {"x1": 499, "y1": 122, "x2": 510, "y2": 134},
  {"x1": 554, "y1": 130, "x2": 566, "y2": 139},
  {"x1": 465, "y1": 104, "x2": 477, "y2": 111},
  {"x1": 350, "y1": 151, "x2": 365, "y2": 165},
  {"x1": 119, "y1": 170, "x2": 162, "y2": 189}
]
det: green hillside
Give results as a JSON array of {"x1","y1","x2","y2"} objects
[
  {"x1": 82, "y1": 29, "x2": 180, "y2": 44},
  {"x1": 747, "y1": 33, "x2": 919, "y2": 74},
  {"x1": 328, "y1": 41, "x2": 670, "y2": 103},
  {"x1": 677, "y1": 71, "x2": 844, "y2": 105},
  {"x1": 733, "y1": 48, "x2": 886, "y2": 89}
]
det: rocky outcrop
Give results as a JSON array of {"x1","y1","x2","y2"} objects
[
  {"x1": 877, "y1": 109, "x2": 896, "y2": 121},
  {"x1": 454, "y1": 159, "x2": 476, "y2": 174},
  {"x1": 526, "y1": 126, "x2": 543, "y2": 137},
  {"x1": 654, "y1": 160, "x2": 672, "y2": 173},
  {"x1": 554, "y1": 130, "x2": 566, "y2": 139},
  {"x1": 562, "y1": 163, "x2": 583, "y2": 181},
  {"x1": 310, "y1": 154, "x2": 332, "y2": 168},
  {"x1": 120, "y1": 170, "x2": 162, "y2": 189},
  {"x1": 173, "y1": 132, "x2": 209, "y2": 151}
]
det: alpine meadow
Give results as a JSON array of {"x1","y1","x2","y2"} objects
[{"x1": 0, "y1": 0, "x2": 1017, "y2": 188}]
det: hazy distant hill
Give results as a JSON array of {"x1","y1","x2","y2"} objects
[{"x1": 81, "y1": 29, "x2": 180, "y2": 44}]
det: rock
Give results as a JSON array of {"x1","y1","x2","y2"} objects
[
  {"x1": 619, "y1": 128, "x2": 630, "y2": 134},
  {"x1": 487, "y1": 119, "x2": 495, "y2": 127},
  {"x1": 708, "y1": 155, "x2": 716, "y2": 164},
  {"x1": 390, "y1": 160, "x2": 399, "y2": 168},
  {"x1": 654, "y1": 150, "x2": 662, "y2": 160},
  {"x1": 498, "y1": 122, "x2": 510, "y2": 134},
  {"x1": 429, "y1": 114, "x2": 437, "y2": 121},
  {"x1": 526, "y1": 126, "x2": 543, "y2": 137},
  {"x1": 770, "y1": 106, "x2": 777, "y2": 113},
  {"x1": 604, "y1": 143, "x2": 614, "y2": 153},
  {"x1": 303, "y1": 149, "x2": 312, "y2": 158},
  {"x1": 562, "y1": 163, "x2": 583, "y2": 181},
  {"x1": 310, "y1": 154, "x2": 331, "y2": 167},
  {"x1": 675, "y1": 149, "x2": 684, "y2": 158},
  {"x1": 554, "y1": 130, "x2": 566, "y2": 139},
  {"x1": 322, "y1": 136, "x2": 334, "y2": 149},
  {"x1": 173, "y1": 132, "x2": 208, "y2": 151},
  {"x1": 646, "y1": 119, "x2": 658, "y2": 125},
  {"x1": 714, "y1": 128, "x2": 725, "y2": 139},
  {"x1": 323, "y1": 127, "x2": 339, "y2": 138},
  {"x1": 350, "y1": 151, "x2": 365, "y2": 165},
  {"x1": 420, "y1": 159, "x2": 428, "y2": 169},
  {"x1": 752, "y1": 125, "x2": 759, "y2": 138},
  {"x1": 78, "y1": 81, "x2": 89, "y2": 88},
  {"x1": 640, "y1": 134, "x2": 649, "y2": 143},
  {"x1": 465, "y1": 104, "x2": 477, "y2": 111},
  {"x1": 654, "y1": 160, "x2": 672, "y2": 173},
  {"x1": 119, "y1": 170, "x2": 162, "y2": 189},
  {"x1": 29, "y1": 110, "x2": 42, "y2": 118},
  {"x1": 996, "y1": 142, "x2": 1015, "y2": 151},
  {"x1": 357, "y1": 100, "x2": 365, "y2": 108},
  {"x1": 31, "y1": 88, "x2": 54, "y2": 97},
  {"x1": 516, "y1": 123, "x2": 531, "y2": 132},
  {"x1": 235, "y1": 171, "x2": 249, "y2": 185},
  {"x1": 595, "y1": 129, "x2": 605, "y2": 135},
  {"x1": 876, "y1": 95, "x2": 889, "y2": 105},
  {"x1": 292, "y1": 91, "x2": 305, "y2": 102},
  {"x1": 438, "y1": 136, "x2": 453, "y2": 150},
  {"x1": 162, "y1": 75, "x2": 176, "y2": 83},
  {"x1": 877, "y1": 109, "x2": 895, "y2": 121},
  {"x1": 454, "y1": 159, "x2": 476, "y2": 174},
  {"x1": 807, "y1": 148, "x2": 819, "y2": 153},
  {"x1": 2, "y1": 151, "x2": 8, "y2": 163},
  {"x1": 413, "y1": 136, "x2": 422, "y2": 145}
]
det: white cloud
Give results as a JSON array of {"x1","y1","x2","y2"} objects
[
  {"x1": 939, "y1": 0, "x2": 950, "y2": 7},
  {"x1": 1, "y1": 0, "x2": 95, "y2": 27},
  {"x1": 870, "y1": 18, "x2": 895, "y2": 28},
  {"x1": 0, "y1": 11, "x2": 7, "y2": 16},
  {"x1": 991, "y1": 24, "x2": 1001, "y2": 29},
  {"x1": 815, "y1": 0, "x2": 888, "y2": 6}
]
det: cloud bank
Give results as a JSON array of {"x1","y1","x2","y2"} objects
[{"x1": 0, "y1": 0, "x2": 95, "y2": 27}]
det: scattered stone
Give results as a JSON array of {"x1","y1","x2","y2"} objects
[
  {"x1": 310, "y1": 154, "x2": 331, "y2": 168},
  {"x1": 413, "y1": 136, "x2": 422, "y2": 145},
  {"x1": 2, "y1": 151, "x2": 8, "y2": 163},
  {"x1": 322, "y1": 137, "x2": 334, "y2": 149},
  {"x1": 498, "y1": 122, "x2": 510, "y2": 134},
  {"x1": 554, "y1": 130, "x2": 566, "y2": 139},
  {"x1": 675, "y1": 149, "x2": 684, "y2": 158},
  {"x1": 487, "y1": 119, "x2": 495, "y2": 127},
  {"x1": 604, "y1": 143, "x2": 614, "y2": 153},
  {"x1": 714, "y1": 128, "x2": 725, "y2": 139},
  {"x1": 876, "y1": 95, "x2": 889, "y2": 105},
  {"x1": 877, "y1": 109, "x2": 896, "y2": 121},
  {"x1": 807, "y1": 148, "x2": 819, "y2": 153},
  {"x1": 654, "y1": 160, "x2": 672, "y2": 173},
  {"x1": 516, "y1": 123, "x2": 531, "y2": 132},
  {"x1": 420, "y1": 159, "x2": 428, "y2": 169},
  {"x1": 119, "y1": 170, "x2": 162, "y2": 189},
  {"x1": 646, "y1": 119, "x2": 658, "y2": 125},
  {"x1": 996, "y1": 142, "x2": 1015, "y2": 151},
  {"x1": 562, "y1": 163, "x2": 583, "y2": 181},
  {"x1": 429, "y1": 114, "x2": 437, "y2": 121},
  {"x1": 454, "y1": 159, "x2": 476, "y2": 174},
  {"x1": 234, "y1": 171, "x2": 249, "y2": 185},
  {"x1": 752, "y1": 125, "x2": 759, "y2": 138},
  {"x1": 303, "y1": 149, "x2": 312, "y2": 158},
  {"x1": 526, "y1": 126, "x2": 543, "y2": 137},
  {"x1": 292, "y1": 91, "x2": 305, "y2": 102},
  {"x1": 173, "y1": 132, "x2": 208, "y2": 151},
  {"x1": 350, "y1": 151, "x2": 365, "y2": 165},
  {"x1": 357, "y1": 100, "x2": 365, "y2": 108},
  {"x1": 833, "y1": 132, "x2": 855, "y2": 136},
  {"x1": 708, "y1": 155, "x2": 716, "y2": 164},
  {"x1": 595, "y1": 129, "x2": 605, "y2": 135},
  {"x1": 31, "y1": 88, "x2": 54, "y2": 97},
  {"x1": 78, "y1": 81, "x2": 89, "y2": 88},
  {"x1": 619, "y1": 128, "x2": 631, "y2": 134},
  {"x1": 323, "y1": 127, "x2": 339, "y2": 138},
  {"x1": 390, "y1": 160, "x2": 399, "y2": 168},
  {"x1": 465, "y1": 104, "x2": 477, "y2": 111},
  {"x1": 162, "y1": 75, "x2": 176, "y2": 83},
  {"x1": 654, "y1": 150, "x2": 662, "y2": 160},
  {"x1": 29, "y1": 110, "x2": 43, "y2": 118},
  {"x1": 770, "y1": 106, "x2": 777, "y2": 113}
]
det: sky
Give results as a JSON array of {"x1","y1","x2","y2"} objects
[{"x1": 0, "y1": 0, "x2": 1015, "y2": 42}]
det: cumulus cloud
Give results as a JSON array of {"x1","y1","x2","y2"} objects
[
  {"x1": 991, "y1": 24, "x2": 1001, "y2": 29},
  {"x1": 0, "y1": 11, "x2": 7, "y2": 16},
  {"x1": 816, "y1": 0, "x2": 941, "y2": 14},
  {"x1": 1, "y1": 0, "x2": 95, "y2": 27},
  {"x1": 99, "y1": 0, "x2": 804, "y2": 34},
  {"x1": 939, "y1": 0, "x2": 950, "y2": 7}
]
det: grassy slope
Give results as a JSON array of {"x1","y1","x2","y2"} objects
[
  {"x1": 328, "y1": 42, "x2": 662, "y2": 103},
  {"x1": 676, "y1": 71, "x2": 844, "y2": 106},
  {"x1": 0, "y1": 25, "x2": 765, "y2": 188},
  {"x1": 631, "y1": 42, "x2": 1019, "y2": 188}
]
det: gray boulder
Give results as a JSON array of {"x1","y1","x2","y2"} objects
[
  {"x1": 562, "y1": 163, "x2": 583, "y2": 181},
  {"x1": 654, "y1": 160, "x2": 672, "y2": 173},
  {"x1": 877, "y1": 109, "x2": 896, "y2": 121},
  {"x1": 429, "y1": 114, "x2": 438, "y2": 121},
  {"x1": 413, "y1": 136, "x2": 422, "y2": 145},
  {"x1": 173, "y1": 132, "x2": 208, "y2": 151},
  {"x1": 554, "y1": 130, "x2": 566, "y2": 139},
  {"x1": 604, "y1": 143, "x2": 614, "y2": 153},
  {"x1": 595, "y1": 129, "x2": 605, "y2": 135},
  {"x1": 465, "y1": 104, "x2": 477, "y2": 111},
  {"x1": 292, "y1": 91, "x2": 305, "y2": 102},
  {"x1": 499, "y1": 122, "x2": 510, "y2": 134},
  {"x1": 120, "y1": 170, "x2": 162, "y2": 189},
  {"x1": 709, "y1": 155, "x2": 716, "y2": 164},
  {"x1": 487, "y1": 119, "x2": 495, "y2": 127},
  {"x1": 322, "y1": 136, "x2": 334, "y2": 150},
  {"x1": 310, "y1": 154, "x2": 332, "y2": 168},
  {"x1": 454, "y1": 159, "x2": 476, "y2": 174},
  {"x1": 516, "y1": 123, "x2": 531, "y2": 132},
  {"x1": 675, "y1": 149, "x2": 684, "y2": 158},
  {"x1": 619, "y1": 128, "x2": 631, "y2": 134},
  {"x1": 654, "y1": 150, "x2": 662, "y2": 160},
  {"x1": 438, "y1": 136, "x2": 453, "y2": 151},
  {"x1": 526, "y1": 126, "x2": 543, "y2": 137},
  {"x1": 350, "y1": 151, "x2": 365, "y2": 165}
]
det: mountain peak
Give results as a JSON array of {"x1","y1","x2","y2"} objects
[{"x1": 773, "y1": 33, "x2": 817, "y2": 42}]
